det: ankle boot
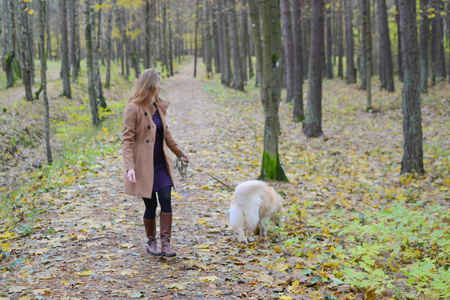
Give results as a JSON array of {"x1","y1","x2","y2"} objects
[
  {"x1": 143, "y1": 218, "x2": 160, "y2": 256},
  {"x1": 160, "y1": 212, "x2": 176, "y2": 257}
]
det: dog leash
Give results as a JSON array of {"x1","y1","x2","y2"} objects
[{"x1": 173, "y1": 157, "x2": 234, "y2": 191}]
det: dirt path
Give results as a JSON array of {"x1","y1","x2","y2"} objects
[{"x1": 1, "y1": 62, "x2": 294, "y2": 299}]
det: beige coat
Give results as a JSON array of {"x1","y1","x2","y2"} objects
[{"x1": 121, "y1": 97, "x2": 185, "y2": 198}]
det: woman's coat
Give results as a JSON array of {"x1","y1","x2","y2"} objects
[{"x1": 121, "y1": 97, "x2": 185, "y2": 198}]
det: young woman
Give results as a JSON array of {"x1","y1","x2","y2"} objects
[{"x1": 121, "y1": 69, "x2": 188, "y2": 257}]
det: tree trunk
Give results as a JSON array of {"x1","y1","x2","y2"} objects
[
  {"x1": 228, "y1": 0, "x2": 244, "y2": 90},
  {"x1": 292, "y1": 0, "x2": 304, "y2": 121},
  {"x1": 46, "y1": 1, "x2": 52, "y2": 61},
  {"x1": 303, "y1": 0, "x2": 324, "y2": 138},
  {"x1": 204, "y1": 0, "x2": 213, "y2": 78},
  {"x1": 93, "y1": 0, "x2": 105, "y2": 108},
  {"x1": 60, "y1": 0, "x2": 72, "y2": 98},
  {"x1": 431, "y1": 0, "x2": 446, "y2": 79},
  {"x1": 19, "y1": 0, "x2": 33, "y2": 102},
  {"x1": 242, "y1": 1, "x2": 252, "y2": 80},
  {"x1": 249, "y1": 0, "x2": 288, "y2": 182},
  {"x1": 344, "y1": 0, "x2": 356, "y2": 83},
  {"x1": 377, "y1": 0, "x2": 395, "y2": 92},
  {"x1": 326, "y1": 1, "x2": 333, "y2": 79},
  {"x1": 337, "y1": 0, "x2": 344, "y2": 80},
  {"x1": 70, "y1": 0, "x2": 79, "y2": 82},
  {"x1": 360, "y1": 0, "x2": 368, "y2": 90},
  {"x1": 39, "y1": 0, "x2": 53, "y2": 165},
  {"x1": 193, "y1": 0, "x2": 200, "y2": 77},
  {"x1": 168, "y1": 0, "x2": 174, "y2": 76},
  {"x1": 84, "y1": 0, "x2": 100, "y2": 126},
  {"x1": 105, "y1": 6, "x2": 112, "y2": 88},
  {"x1": 395, "y1": 0, "x2": 403, "y2": 82},
  {"x1": 218, "y1": 0, "x2": 231, "y2": 86},
  {"x1": 4, "y1": 0, "x2": 16, "y2": 88},
  {"x1": 281, "y1": 0, "x2": 294, "y2": 101},
  {"x1": 212, "y1": 5, "x2": 221, "y2": 73},
  {"x1": 398, "y1": 0, "x2": 424, "y2": 175},
  {"x1": 419, "y1": 0, "x2": 429, "y2": 93}
]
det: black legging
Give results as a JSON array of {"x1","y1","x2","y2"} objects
[{"x1": 142, "y1": 186, "x2": 172, "y2": 220}]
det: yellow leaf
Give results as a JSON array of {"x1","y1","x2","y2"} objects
[
  {"x1": 120, "y1": 243, "x2": 134, "y2": 249},
  {"x1": 365, "y1": 287, "x2": 377, "y2": 300},
  {"x1": 396, "y1": 194, "x2": 407, "y2": 201},
  {"x1": 195, "y1": 244, "x2": 210, "y2": 249},
  {"x1": 199, "y1": 276, "x2": 220, "y2": 282},
  {"x1": 0, "y1": 232, "x2": 12, "y2": 239},
  {"x1": 300, "y1": 209, "x2": 307, "y2": 218},
  {"x1": 167, "y1": 282, "x2": 187, "y2": 290},
  {"x1": 76, "y1": 270, "x2": 93, "y2": 276},
  {"x1": 1, "y1": 242, "x2": 12, "y2": 252},
  {"x1": 121, "y1": 269, "x2": 138, "y2": 276},
  {"x1": 279, "y1": 296, "x2": 293, "y2": 300}
]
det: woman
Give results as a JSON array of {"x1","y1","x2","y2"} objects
[{"x1": 122, "y1": 69, "x2": 188, "y2": 257}]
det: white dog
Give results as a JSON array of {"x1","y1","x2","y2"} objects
[{"x1": 229, "y1": 180, "x2": 285, "y2": 243}]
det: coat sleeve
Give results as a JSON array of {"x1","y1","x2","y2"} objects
[
  {"x1": 165, "y1": 126, "x2": 185, "y2": 158},
  {"x1": 122, "y1": 104, "x2": 137, "y2": 171}
]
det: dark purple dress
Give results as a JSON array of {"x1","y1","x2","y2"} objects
[{"x1": 152, "y1": 107, "x2": 173, "y2": 192}]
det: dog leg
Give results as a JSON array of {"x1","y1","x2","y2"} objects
[
  {"x1": 237, "y1": 227, "x2": 248, "y2": 243},
  {"x1": 246, "y1": 229, "x2": 255, "y2": 242},
  {"x1": 258, "y1": 220, "x2": 267, "y2": 237}
]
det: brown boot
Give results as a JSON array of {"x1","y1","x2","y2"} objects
[
  {"x1": 143, "y1": 218, "x2": 160, "y2": 256},
  {"x1": 160, "y1": 212, "x2": 176, "y2": 257}
]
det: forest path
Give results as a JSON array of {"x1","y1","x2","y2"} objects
[{"x1": 2, "y1": 61, "x2": 294, "y2": 299}]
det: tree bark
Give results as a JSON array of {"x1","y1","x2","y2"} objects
[
  {"x1": 105, "y1": 6, "x2": 113, "y2": 88},
  {"x1": 326, "y1": 0, "x2": 333, "y2": 79},
  {"x1": 19, "y1": 0, "x2": 33, "y2": 102},
  {"x1": 204, "y1": 0, "x2": 213, "y2": 78},
  {"x1": 4, "y1": 0, "x2": 16, "y2": 88},
  {"x1": 60, "y1": 0, "x2": 72, "y2": 98},
  {"x1": 292, "y1": 0, "x2": 304, "y2": 121},
  {"x1": 337, "y1": 0, "x2": 344, "y2": 80},
  {"x1": 39, "y1": 0, "x2": 53, "y2": 165},
  {"x1": 70, "y1": 0, "x2": 79, "y2": 82},
  {"x1": 395, "y1": 0, "x2": 403, "y2": 82},
  {"x1": 84, "y1": 0, "x2": 100, "y2": 126},
  {"x1": 360, "y1": 0, "x2": 368, "y2": 90},
  {"x1": 398, "y1": 0, "x2": 424, "y2": 175},
  {"x1": 419, "y1": 0, "x2": 429, "y2": 93},
  {"x1": 281, "y1": 0, "x2": 294, "y2": 101},
  {"x1": 193, "y1": 0, "x2": 200, "y2": 77},
  {"x1": 218, "y1": 0, "x2": 231, "y2": 86},
  {"x1": 377, "y1": 0, "x2": 395, "y2": 92},
  {"x1": 212, "y1": 4, "x2": 221, "y2": 73},
  {"x1": 249, "y1": 0, "x2": 288, "y2": 182},
  {"x1": 303, "y1": 0, "x2": 324, "y2": 138},
  {"x1": 227, "y1": 0, "x2": 244, "y2": 90},
  {"x1": 344, "y1": 0, "x2": 356, "y2": 83}
]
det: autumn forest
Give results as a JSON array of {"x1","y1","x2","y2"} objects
[{"x1": 0, "y1": 0, "x2": 449, "y2": 299}]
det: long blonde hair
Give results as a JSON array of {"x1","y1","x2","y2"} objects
[{"x1": 128, "y1": 69, "x2": 161, "y2": 105}]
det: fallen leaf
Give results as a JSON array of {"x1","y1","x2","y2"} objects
[{"x1": 75, "y1": 270, "x2": 93, "y2": 276}]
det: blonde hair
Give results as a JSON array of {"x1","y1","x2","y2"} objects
[{"x1": 128, "y1": 69, "x2": 161, "y2": 105}]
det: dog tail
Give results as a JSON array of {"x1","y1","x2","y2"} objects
[{"x1": 230, "y1": 180, "x2": 267, "y2": 231}]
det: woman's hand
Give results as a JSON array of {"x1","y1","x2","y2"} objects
[
  {"x1": 127, "y1": 169, "x2": 137, "y2": 183},
  {"x1": 181, "y1": 156, "x2": 189, "y2": 162}
]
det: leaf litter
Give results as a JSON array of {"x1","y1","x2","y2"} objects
[{"x1": 0, "y1": 61, "x2": 449, "y2": 299}]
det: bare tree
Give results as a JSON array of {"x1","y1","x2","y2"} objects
[
  {"x1": 303, "y1": 0, "x2": 324, "y2": 138},
  {"x1": 419, "y1": 0, "x2": 429, "y2": 93},
  {"x1": 292, "y1": 0, "x2": 304, "y2": 121},
  {"x1": 39, "y1": 0, "x2": 53, "y2": 165},
  {"x1": 344, "y1": 0, "x2": 356, "y2": 83},
  {"x1": 398, "y1": 0, "x2": 424, "y2": 175},
  {"x1": 4, "y1": 0, "x2": 17, "y2": 88},
  {"x1": 377, "y1": 0, "x2": 394, "y2": 92},
  {"x1": 249, "y1": 0, "x2": 288, "y2": 181},
  {"x1": 60, "y1": 0, "x2": 72, "y2": 98},
  {"x1": 84, "y1": 0, "x2": 100, "y2": 126},
  {"x1": 19, "y1": 0, "x2": 33, "y2": 102},
  {"x1": 227, "y1": 0, "x2": 244, "y2": 90},
  {"x1": 281, "y1": 0, "x2": 294, "y2": 101}
]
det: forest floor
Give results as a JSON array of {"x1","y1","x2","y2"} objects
[{"x1": 0, "y1": 60, "x2": 449, "y2": 300}]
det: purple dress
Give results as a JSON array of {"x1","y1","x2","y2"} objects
[{"x1": 152, "y1": 107, "x2": 173, "y2": 192}]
